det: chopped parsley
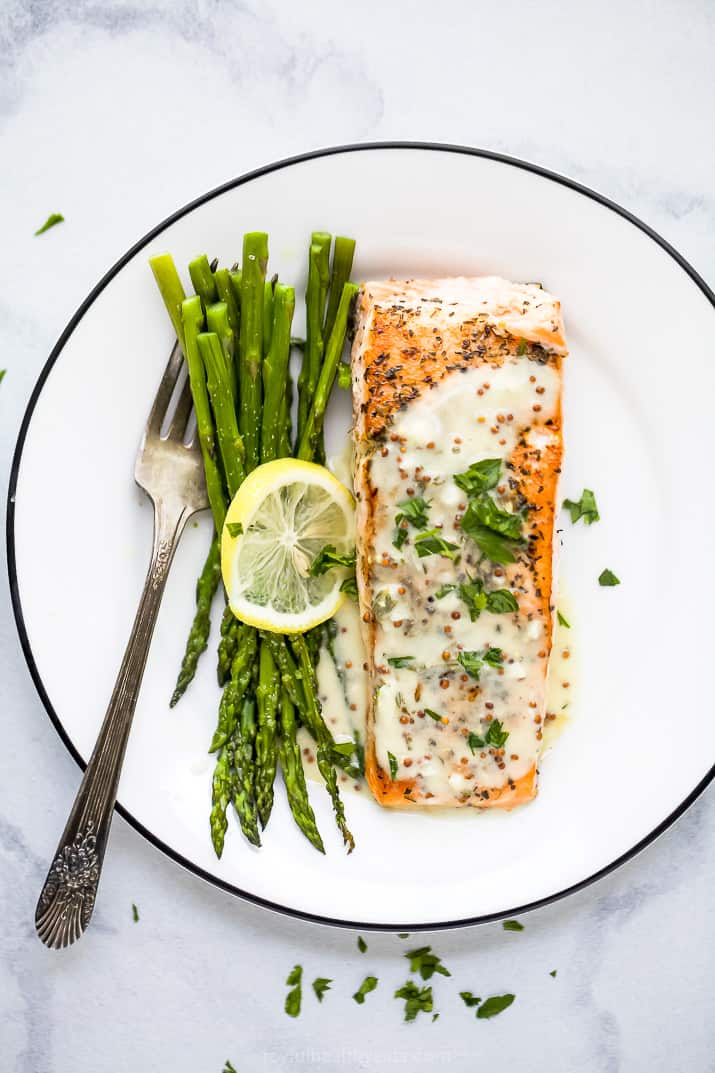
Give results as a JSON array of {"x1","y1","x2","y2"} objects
[
  {"x1": 393, "y1": 497, "x2": 430, "y2": 549},
  {"x1": 387, "y1": 752, "x2": 398, "y2": 779},
  {"x1": 340, "y1": 575, "x2": 358, "y2": 598},
  {"x1": 457, "y1": 647, "x2": 503, "y2": 680},
  {"x1": 226, "y1": 521, "x2": 243, "y2": 538},
  {"x1": 454, "y1": 458, "x2": 501, "y2": 497},
  {"x1": 223, "y1": 1062, "x2": 238, "y2": 1073},
  {"x1": 34, "y1": 212, "x2": 64, "y2": 236},
  {"x1": 502, "y1": 920, "x2": 524, "y2": 932},
  {"x1": 456, "y1": 576, "x2": 518, "y2": 621},
  {"x1": 435, "y1": 583, "x2": 456, "y2": 598},
  {"x1": 357, "y1": 935, "x2": 367, "y2": 953},
  {"x1": 467, "y1": 719, "x2": 510, "y2": 753},
  {"x1": 557, "y1": 609, "x2": 570, "y2": 628},
  {"x1": 461, "y1": 495, "x2": 524, "y2": 564},
  {"x1": 131, "y1": 903, "x2": 139, "y2": 923},
  {"x1": 394, "y1": 980, "x2": 434, "y2": 1022},
  {"x1": 353, "y1": 975, "x2": 378, "y2": 1004},
  {"x1": 459, "y1": 991, "x2": 481, "y2": 1008},
  {"x1": 477, "y1": 994, "x2": 515, "y2": 1019},
  {"x1": 598, "y1": 568, "x2": 620, "y2": 587},
  {"x1": 387, "y1": 656, "x2": 414, "y2": 668},
  {"x1": 413, "y1": 529, "x2": 460, "y2": 560},
  {"x1": 423, "y1": 708, "x2": 443, "y2": 722},
  {"x1": 405, "y1": 945, "x2": 451, "y2": 981},
  {"x1": 373, "y1": 590, "x2": 396, "y2": 619},
  {"x1": 310, "y1": 544, "x2": 356, "y2": 575},
  {"x1": 398, "y1": 933, "x2": 410, "y2": 939},
  {"x1": 284, "y1": 964, "x2": 302, "y2": 1017},
  {"x1": 0, "y1": 370, "x2": 5, "y2": 384},
  {"x1": 517, "y1": 337, "x2": 527, "y2": 355},
  {"x1": 312, "y1": 977, "x2": 332, "y2": 1002},
  {"x1": 563, "y1": 488, "x2": 599, "y2": 525},
  {"x1": 549, "y1": 970, "x2": 557, "y2": 978}
]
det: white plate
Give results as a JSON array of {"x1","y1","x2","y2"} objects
[{"x1": 8, "y1": 144, "x2": 715, "y2": 930}]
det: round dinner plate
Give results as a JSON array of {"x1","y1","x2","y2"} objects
[{"x1": 8, "y1": 144, "x2": 715, "y2": 930}]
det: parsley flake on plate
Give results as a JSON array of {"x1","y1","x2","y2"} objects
[
  {"x1": 598, "y1": 568, "x2": 620, "y2": 587},
  {"x1": 34, "y1": 212, "x2": 64, "y2": 236},
  {"x1": 353, "y1": 975, "x2": 378, "y2": 1004},
  {"x1": 284, "y1": 964, "x2": 302, "y2": 1017},
  {"x1": 477, "y1": 994, "x2": 515, "y2": 1019},
  {"x1": 405, "y1": 945, "x2": 451, "y2": 981},
  {"x1": 394, "y1": 980, "x2": 433, "y2": 1022},
  {"x1": 563, "y1": 488, "x2": 599, "y2": 525},
  {"x1": 502, "y1": 919, "x2": 524, "y2": 932},
  {"x1": 312, "y1": 977, "x2": 332, "y2": 1002}
]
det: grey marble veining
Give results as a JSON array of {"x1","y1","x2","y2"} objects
[{"x1": 1, "y1": 1, "x2": 713, "y2": 1070}]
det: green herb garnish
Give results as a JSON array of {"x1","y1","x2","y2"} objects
[
  {"x1": 485, "y1": 589, "x2": 519, "y2": 614},
  {"x1": 310, "y1": 544, "x2": 357, "y2": 575},
  {"x1": 353, "y1": 976, "x2": 378, "y2": 1004},
  {"x1": 549, "y1": 970, "x2": 557, "y2": 978},
  {"x1": 557, "y1": 610, "x2": 570, "y2": 628},
  {"x1": 284, "y1": 964, "x2": 302, "y2": 1017},
  {"x1": 131, "y1": 903, "x2": 139, "y2": 923},
  {"x1": 394, "y1": 980, "x2": 434, "y2": 1022},
  {"x1": 387, "y1": 752, "x2": 398, "y2": 779},
  {"x1": 517, "y1": 337, "x2": 527, "y2": 355},
  {"x1": 413, "y1": 529, "x2": 460, "y2": 560},
  {"x1": 340, "y1": 575, "x2": 358, "y2": 598},
  {"x1": 456, "y1": 576, "x2": 518, "y2": 621},
  {"x1": 398, "y1": 933, "x2": 410, "y2": 938},
  {"x1": 423, "y1": 708, "x2": 443, "y2": 722},
  {"x1": 598, "y1": 568, "x2": 620, "y2": 587},
  {"x1": 563, "y1": 488, "x2": 599, "y2": 525},
  {"x1": 312, "y1": 977, "x2": 332, "y2": 1001},
  {"x1": 0, "y1": 370, "x2": 5, "y2": 384},
  {"x1": 502, "y1": 919, "x2": 524, "y2": 931},
  {"x1": 454, "y1": 458, "x2": 501, "y2": 497},
  {"x1": 467, "y1": 732, "x2": 486, "y2": 753},
  {"x1": 387, "y1": 656, "x2": 414, "y2": 669},
  {"x1": 357, "y1": 935, "x2": 367, "y2": 953},
  {"x1": 461, "y1": 496, "x2": 524, "y2": 564},
  {"x1": 393, "y1": 497, "x2": 430, "y2": 549},
  {"x1": 373, "y1": 590, "x2": 396, "y2": 619},
  {"x1": 34, "y1": 212, "x2": 64, "y2": 236},
  {"x1": 435, "y1": 583, "x2": 456, "y2": 598},
  {"x1": 223, "y1": 1062, "x2": 238, "y2": 1073},
  {"x1": 405, "y1": 945, "x2": 451, "y2": 981},
  {"x1": 459, "y1": 991, "x2": 482, "y2": 1008},
  {"x1": 485, "y1": 719, "x2": 509, "y2": 748},
  {"x1": 226, "y1": 521, "x2": 243, "y2": 538},
  {"x1": 477, "y1": 994, "x2": 515, "y2": 1019},
  {"x1": 457, "y1": 647, "x2": 503, "y2": 680}
]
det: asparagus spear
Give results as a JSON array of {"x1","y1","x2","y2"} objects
[
  {"x1": 149, "y1": 254, "x2": 187, "y2": 349},
  {"x1": 297, "y1": 233, "x2": 331, "y2": 441},
  {"x1": 261, "y1": 285, "x2": 295, "y2": 463},
  {"x1": 217, "y1": 607, "x2": 241, "y2": 686},
  {"x1": 170, "y1": 536, "x2": 221, "y2": 708},
  {"x1": 323, "y1": 237, "x2": 356, "y2": 342},
  {"x1": 254, "y1": 642, "x2": 280, "y2": 828},
  {"x1": 263, "y1": 278, "x2": 275, "y2": 358},
  {"x1": 289, "y1": 635, "x2": 355, "y2": 852},
  {"x1": 214, "y1": 267, "x2": 241, "y2": 336},
  {"x1": 239, "y1": 233, "x2": 268, "y2": 471},
  {"x1": 210, "y1": 743, "x2": 233, "y2": 858},
  {"x1": 206, "y1": 302, "x2": 237, "y2": 404},
  {"x1": 279, "y1": 692, "x2": 325, "y2": 853},
  {"x1": 210, "y1": 628, "x2": 258, "y2": 752},
  {"x1": 188, "y1": 253, "x2": 218, "y2": 308},
  {"x1": 233, "y1": 696, "x2": 261, "y2": 846},
  {"x1": 181, "y1": 296, "x2": 227, "y2": 532},
  {"x1": 297, "y1": 283, "x2": 358, "y2": 462},
  {"x1": 197, "y1": 332, "x2": 245, "y2": 497}
]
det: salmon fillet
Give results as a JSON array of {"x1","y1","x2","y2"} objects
[{"x1": 350, "y1": 276, "x2": 567, "y2": 808}]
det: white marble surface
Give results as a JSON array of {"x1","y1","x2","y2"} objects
[{"x1": 1, "y1": 2, "x2": 714, "y2": 1070}]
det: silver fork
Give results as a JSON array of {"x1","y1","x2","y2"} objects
[{"x1": 35, "y1": 343, "x2": 209, "y2": 949}]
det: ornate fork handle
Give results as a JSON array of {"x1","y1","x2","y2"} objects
[{"x1": 35, "y1": 498, "x2": 192, "y2": 948}]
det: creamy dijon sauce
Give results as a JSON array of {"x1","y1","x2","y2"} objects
[{"x1": 363, "y1": 357, "x2": 561, "y2": 804}]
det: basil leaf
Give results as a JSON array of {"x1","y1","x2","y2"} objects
[
  {"x1": 312, "y1": 977, "x2": 332, "y2": 1001},
  {"x1": 357, "y1": 935, "x2": 367, "y2": 953},
  {"x1": 454, "y1": 458, "x2": 502, "y2": 497},
  {"x1": 485, "y1": 589, "x2": 518, "y2": 614},
  {"x1": 310, "y1": 544, "x2": 357, "y2": 576},
  {"x1": 413, "y1": 529, "x2": 460, "y2": 560},
  {"x1": 423, "y1": 708, "x2": 443, "y2": 722},
  {"x1": 387, "y1": 752, "x2": 398, "y2": 779},
  {"x1": 226, "y1": 521, "x2": 243, "y2": 538},
  {"x1": 388, "y1": 656, "x2": 414, "y2": 668},
  {"x1": 563, "y1": 488, "x2": 599, "y2": 525},
  {"x1": 476, "y1": 994, "x2": 515, "y2": 1019},
  {"x1": 34, "y1": 212, "x2": 64, "y2": 236},
  {"x1": 502, "y1": 920, "x2": 524, "y2": 932},
  {"x1": 557, "y1": 609, "x2": 570, "y2": 628},
  {"x1": 459, "y1": 990, "x2": 482, "y2": 1008},
  {"x1": 353, "y1": 976, "x2": 378, "y2": 1004},
  {"x1": 598, "y1": 568, "x2": 620, "y2": 587}
]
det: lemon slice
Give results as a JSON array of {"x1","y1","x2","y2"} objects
[{"x1": 221, "y1": 458, "x2": 355, "y2": 633}]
